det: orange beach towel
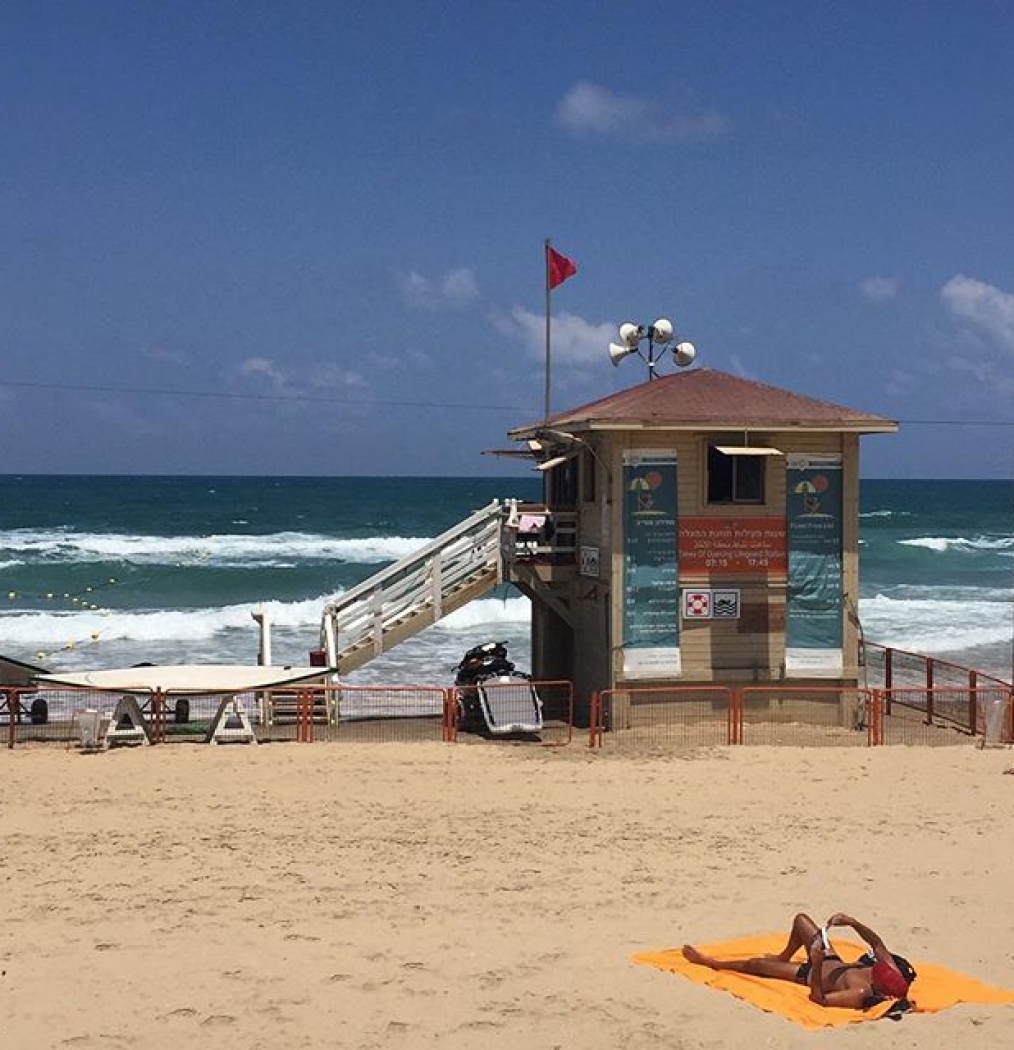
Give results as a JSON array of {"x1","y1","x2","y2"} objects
[{"x1": 633, "y1": 934, "x2": 1014, "y2": 1029}]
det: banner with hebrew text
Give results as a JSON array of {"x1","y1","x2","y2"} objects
[
  {"x1": 622, "y1": 451, "x2": 680, "y2": 678},
  {"x1": 785, "y1": 454, "x2": 843, "y2": 676}
]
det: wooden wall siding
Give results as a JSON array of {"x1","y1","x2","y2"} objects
[
  {"x1": 604, "y1": 429, "x2": 857, "y2": 684},
  {"x1": 680, "y1": 589, "x2": 786, "y2": 676}
]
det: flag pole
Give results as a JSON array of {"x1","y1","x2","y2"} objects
[{"x1": 544, "y1": 238, "x2": 552, "y2": 422}]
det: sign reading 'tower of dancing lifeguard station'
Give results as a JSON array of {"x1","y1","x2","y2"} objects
[{"x1": 678, "y1": 518, "x2": 787, "y2": 576}]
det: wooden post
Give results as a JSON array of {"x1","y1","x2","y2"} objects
[
  {"x1": 430, "y1": 555, "x2": 443, "y2": 620},
  {"x1": 370, "y1": 589, "x2": 383, "y2": 657}
]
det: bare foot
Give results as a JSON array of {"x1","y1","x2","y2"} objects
[{"x1": 682, "y1": 945, "x2": 716, "y2": 968}]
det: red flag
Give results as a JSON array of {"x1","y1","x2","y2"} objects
[{"x1": 546, "y1": 245, "x2": 577, "y2": 289}]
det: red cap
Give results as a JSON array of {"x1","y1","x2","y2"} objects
[{"x1": 871, "y1": 960, "x2": 911, "y2": 999}]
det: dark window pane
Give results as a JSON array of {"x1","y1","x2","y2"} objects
[
  {"x1": 707, "y1": 444, "x2": 733, "y2": 502},
  {"x1": 735, "y1": 458, "x2": 764, "y2": 502},
  {"x1": 707, "y1": 445, "x2": 765, "y2": 504}
]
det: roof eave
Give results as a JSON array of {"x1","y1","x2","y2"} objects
[{"x1": 509, "y1": 419, "x2": 899, "y2": 439}]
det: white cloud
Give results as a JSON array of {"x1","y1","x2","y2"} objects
[
  {"x1": 557, "y1": 80, "x2": 726, "y2": 141},
  {"x1": 949, "y1": 355, "x2": 1014, "y2": 397},
  {"x1": 496, "y1": 307, "x2": 616, "y2": 365},
  {"x1": 395, "y1": 267, "x2": 480, "y2": 310},
  {"x1": 940, "y1": 274, "x2": 1014, "y2": 353},
  {"x1": 859, "y1": 276, "x2": 899, "y2": 303},
  {"x1": 238, "y1": 357, "x2": 367, "y2": 400},
  {"x1": 240, "y1": 356, "x2": 286, "y2": 388}
]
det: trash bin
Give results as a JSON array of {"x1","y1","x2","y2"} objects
[
  {"x1": 76, "y1": 709, "x2": 102, "y2": 749},
  {"x1": 977, "y1": 693, "x2": 1011, "y2": 748}
]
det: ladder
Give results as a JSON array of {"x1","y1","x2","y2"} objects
[{"x1": 320, "y1": 501, "x2": 504, "y2": 675}]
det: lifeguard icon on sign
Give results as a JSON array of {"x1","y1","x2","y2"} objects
[{"x1": 682, "y1": 590, "x2": 712, "y2": 619}]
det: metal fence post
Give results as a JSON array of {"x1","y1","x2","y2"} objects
[
  {"x1": 884, "y1": 648, "x2": 893, "y2": 715},
  {"x1": 925, "y1": 659, "x2": 935, "y2": 725},
  {"x1": 5, "y1": 689, "x2": 16, "y2": 749}
]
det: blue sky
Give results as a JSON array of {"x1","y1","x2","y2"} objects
[{"x1": 2, "y1": 1, "x2": 1014, "y2": 477}]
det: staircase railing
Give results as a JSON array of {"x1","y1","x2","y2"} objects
[{"x1": 320, "y1": 501, "x2": 503, "y2": 670}]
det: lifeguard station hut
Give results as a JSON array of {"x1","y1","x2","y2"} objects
[
  {"x1": 318, "y1": 366, "x2": 896, "y2": 717},
  {"x1": 502, "y1": 368, "x2": 897, "y2": 704}
]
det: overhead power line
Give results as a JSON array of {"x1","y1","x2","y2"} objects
[
  {"x1": 4, "y1": 379, "x2": 1014, "y2": 427},
  {"x1": 895, "y1": 418, "x2": 1014, "y2": 427},
  {"x1": 0, "y1": 378, "x2": 527, "y2": 414}
]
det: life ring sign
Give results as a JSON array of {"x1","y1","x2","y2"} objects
[
  {"x1": 683, "y1": 590, "x2": 712, "y2": 619},
  {"x1": 682, "y1": 589, "x2": 741, "y2": 620}
]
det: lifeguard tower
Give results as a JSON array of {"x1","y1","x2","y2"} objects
[
  {"x1": 503, "y1": 367, "x2": 897, "y2": 706},
  {"x1": 318, "y1": 363, "x2": 896, "y2": 720}
]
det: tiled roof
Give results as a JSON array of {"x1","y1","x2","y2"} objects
[{"x1": 509, "y1": 368, "x2": 898, "y2": 437}]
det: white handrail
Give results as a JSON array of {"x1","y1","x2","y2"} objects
[{"x1": 321, "y1": 501, "x2": 504, "y2": 666}]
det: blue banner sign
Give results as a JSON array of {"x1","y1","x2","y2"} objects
[
  {"x1": 622, "y1": 451, "x2": 680, "y2": 678},
  {"x1": 786, "y1": 454, "x2": 843, "y2": 676}
]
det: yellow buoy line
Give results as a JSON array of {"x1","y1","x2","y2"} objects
[{"x1": 5, "y1": 577, "x2": 120, "y2": 663}]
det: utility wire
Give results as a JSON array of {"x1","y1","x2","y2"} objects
[
  {"x1": 5, "y1": 378, "x2": 1014, "y2": 426},
  {"x1": 0, "y1": 379, "x2": 527, "y2": 413}
]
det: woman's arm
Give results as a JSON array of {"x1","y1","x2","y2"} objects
[
  {"x1": 826, "y1": 913, "x2": 892, "y2": 963},
  {"x1": 806, "y1": 936, "x2": 827, "y2": 1003}
]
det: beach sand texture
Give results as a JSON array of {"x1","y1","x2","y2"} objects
[{"x1": 3, "y1": 742, "x2": 1013, "y2": 1049}]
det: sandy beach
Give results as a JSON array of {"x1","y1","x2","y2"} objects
[{"x1": 3, "y1": 741, "x2": 1013, "y2": 1049}]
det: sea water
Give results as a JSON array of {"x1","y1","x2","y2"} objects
[{"x1": 1, "y1": 476, "x2": 1011, "y2": 683}]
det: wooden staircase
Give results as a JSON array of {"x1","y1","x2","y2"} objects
[{"x1": 320, "y1": 501, "x2": 504, "y2": 675}]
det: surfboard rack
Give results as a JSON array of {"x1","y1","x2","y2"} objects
[
  {"x1": 206, "y1": 696, "x2": 258, "y2": 745},
  {"x1": 105, "y1": 696, "x2": 152, "y2": 747}
]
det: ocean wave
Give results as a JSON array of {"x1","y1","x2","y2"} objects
[
  {"x1": 897, "y1": 535, "x2": 1014, "y2": 553},
  {"x1": 859, "y1": 510, "x2": 909, "y2": 518},
  {"x1": 876, "y1": 583, "x2": 1013, "y2": 603},
  {"x1": 0, "y1": 559, "x2": 24, "y2": 570},
  {"x1": 859, "y1": 593, "x2": 1013, "y2": 654},
  {"x1": 5, "y1": 583, "x2": 1003, "y2": 686},
  {"x1": 0, "y1": 592, "x2": 531, "y2": 651},
  {"x1": 0, "y1": 528, "x2": 433, "y2": 567}
]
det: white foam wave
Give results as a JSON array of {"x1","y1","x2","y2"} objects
[
  {"x1": 7, "y1": 586, "x2": 1003, "y2": 687},
  {"x1": 432, "y1": 595, "x2": 531, "y2": 630},
  {"x1": 859, "y1": 593, "x2": 1013, "y2": 655},
  {"x1": 898, "y1": 535, "x2": 1014, "y2": 553},
  {"x1": 0, "y1": 595, "x2": 328, "y2": 645},
  {"x1": 860, "y1": 510, "x2": 908, "y2": 518},
  {"x1": 0, "y1": 591, "x2": 531, "y2": 657},
  {"x1": 0, "y1": 528, "x2": 432, "y2": 567},
  {"x1": 0, "y1": 559, "x2": 24, "y2": 569}
]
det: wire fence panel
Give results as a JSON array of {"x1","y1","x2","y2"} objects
[
  {"x1": 592, "y1": 688, "x2": 735, "y2": 753},
  {"x1": 328, "y1": 685, "x2": 450, "y2": 743},
  {"x1": 3, "y1": 686, "x2": 140, "y2": 748},
  {"x1": 737, "y1": 687, "x2": 874, "y2": 747},
  {"x1": 257, "y1": 686, "x2": 335, "y2": 743},
  {"x1": 874, "y1": 687, "x2": 1013, "y2": 746},
  {"x1": 2, "y1": 686, "x2": 268, "y2": 747},
  {"x1": 861, "y1": 641, "x2": 1011, "y2": 693},
  {"x1": 450, "y1": 679, "x2": 573, "y2": 746}
]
